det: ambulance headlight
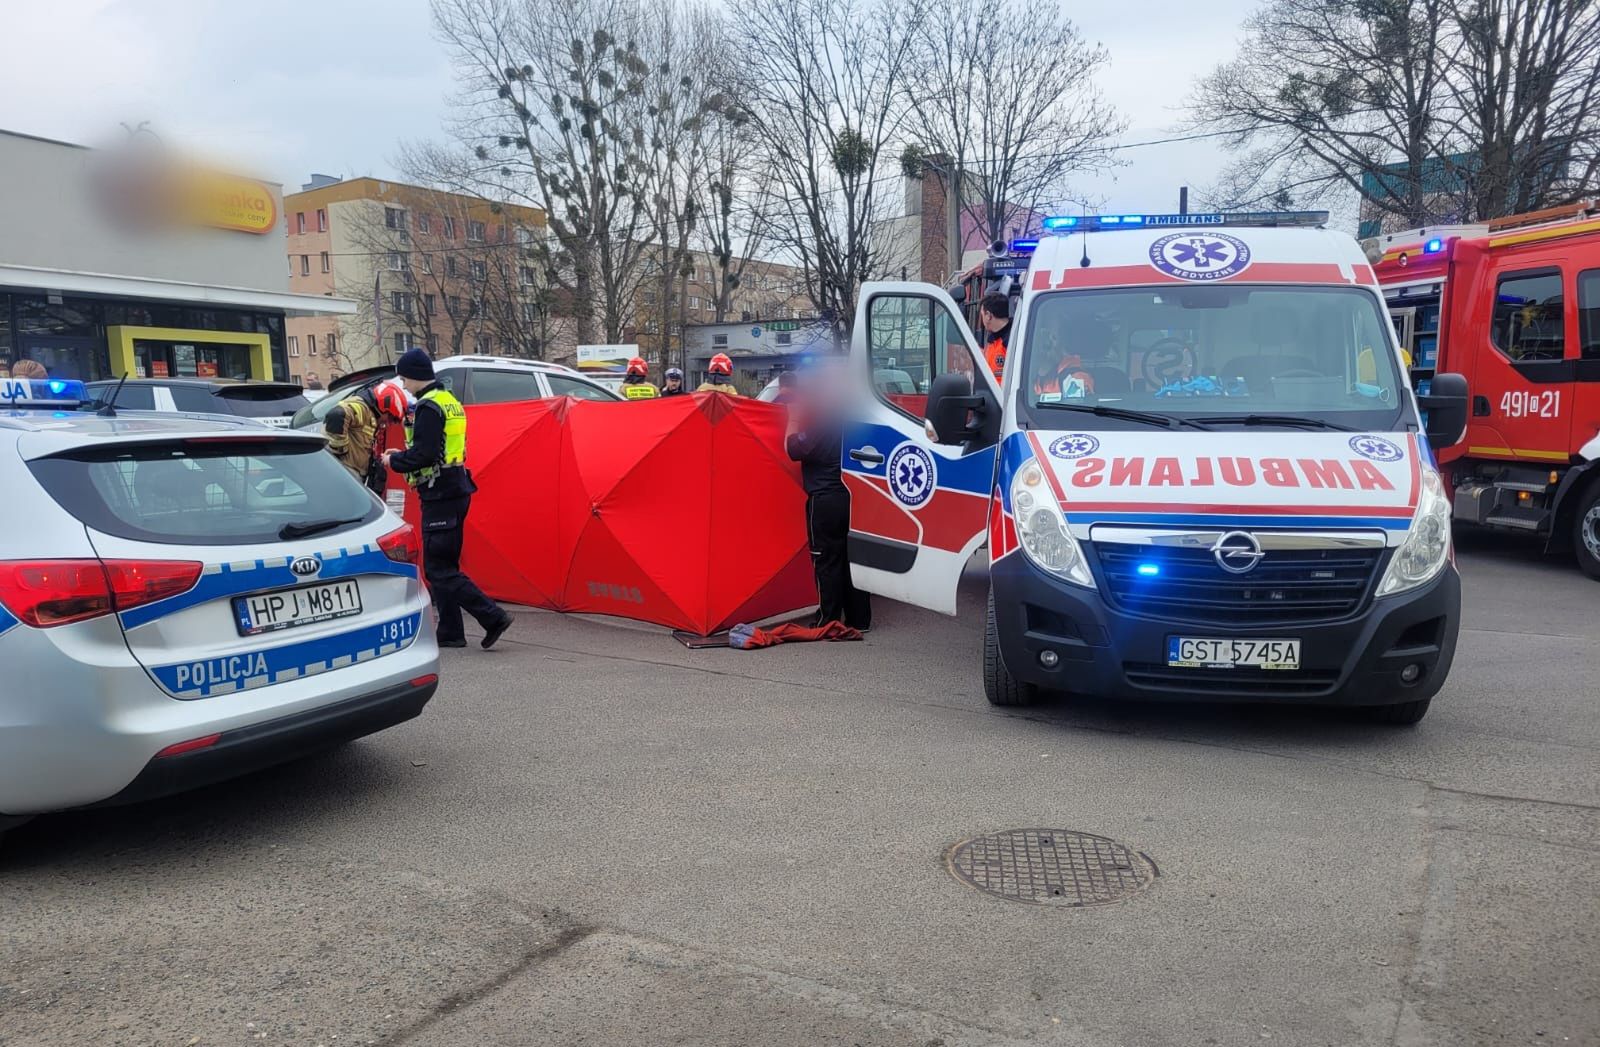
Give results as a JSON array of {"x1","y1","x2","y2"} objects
[
  {"x1": 1011, "y1": 460, "x2": 1094, "y2": 588},
  {"x1": 1378, "y1": 467, "x2": 1452, "y2": 596}
]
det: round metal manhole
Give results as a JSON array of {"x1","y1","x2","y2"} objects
[{"x1": 946, "y1": 829, "x2": 1157, "y2": 907}]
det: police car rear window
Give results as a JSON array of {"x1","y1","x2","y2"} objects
[{"x1": 27, "y1": 439, "x2": 380, "y2": 546}]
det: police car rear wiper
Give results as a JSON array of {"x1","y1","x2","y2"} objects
[
  {"x1": 278, "y1": 516, "x2": 365, "y2": 540},
  {"x1": 1188, "y1": 413, "x2": 1353, "y2": 431},
  {"x1": 1039, "y1": 403, "x2": 1213, "y2": 431}
]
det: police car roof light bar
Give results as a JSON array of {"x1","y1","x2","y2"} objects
[
  {"x1": 2, "y1": 377, "x2": 89, "y2": 409},
  {"x1": 1041, "y1": 210, "x2": 1331, "y2": 234}
]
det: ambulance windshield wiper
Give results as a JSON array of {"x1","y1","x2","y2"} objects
[
  {"x1": 1188, "y1": 413, "x2": 1353, "y2": 432},
  {"x1": 278, "y1": 515, "x2": 365, "y2": 540},
  {"x1": 1039, "y1": 403, "x2": 1213, "y2": 432}
]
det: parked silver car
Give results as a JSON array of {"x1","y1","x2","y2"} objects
[{"x1": 0, "y1": 379, "x2": 439, "y2": 842}]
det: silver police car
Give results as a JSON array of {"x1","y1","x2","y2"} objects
[{"x1": 0, "y1": 378, "x2": 439, "y2": 841}]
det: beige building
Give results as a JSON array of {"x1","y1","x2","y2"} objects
[
  {"x1": 630, "y1": 250, "x2": 810, "y2": 362},
  {"x1": 284, "y1": 176, "x2": 548, "y2": 388}
]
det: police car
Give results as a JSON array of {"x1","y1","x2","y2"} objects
[
  {"x1": 0, "y1": 378, "x2": 439, "y2": 841},
  {"x1": 841, "y1": 211, "x2": 1472, "y2": 724}
]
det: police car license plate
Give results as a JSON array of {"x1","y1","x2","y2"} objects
[
  {"x1": 234, "y1": 580, "x2": 362, "y2": 636},
  {"x1": 1167, "y1": 637, "x2": 1300, "y2": 670}
]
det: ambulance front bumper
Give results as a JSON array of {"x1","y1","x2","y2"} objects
[{"x1": 989, "y1": 554, "x2": 1460, "y2": 706}]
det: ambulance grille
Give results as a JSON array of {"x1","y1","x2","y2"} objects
[{"x1": 1093, "y1": 543, "x2": 1384, "y2": 626}]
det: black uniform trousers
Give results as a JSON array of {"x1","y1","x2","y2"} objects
[
  {"x1": 806, "y1": 487, "x2": 871, "y2": 629},
  {"x1": 421, "y1": 494, "x2": 504, "y2": 643}
]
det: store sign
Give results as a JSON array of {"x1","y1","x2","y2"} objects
[{"x1": 190, "y1": 172, "x2": 278, "y2": 235}]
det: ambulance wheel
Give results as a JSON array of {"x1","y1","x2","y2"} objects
[
  {"x1": 984, "y1": 589, "x2": 1037, "y2": 707},
  {"x1": 1572, "y1": 483, "x2": 1600, "y2": 581},
  {"x1": 1364, "y1": 698, "x2": 1432, "y2": 726}
]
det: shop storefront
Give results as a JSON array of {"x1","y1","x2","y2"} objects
[{"x1": 0, "y1": 129, "x2": 352, "y2": 383}]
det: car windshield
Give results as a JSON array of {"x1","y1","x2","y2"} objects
[
  {"x1": 291, "y1": 383, "x2": 364, "y2": 428},
  {"x1": 1020, "y1": 285, "x2": 1406, "y2": 425}
]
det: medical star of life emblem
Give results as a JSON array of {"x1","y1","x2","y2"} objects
[
  {"x1": 887, "y1": 443, "x2": 936, "y2": 508},
  {"x1": 1150, "y1": 231, "x2": 1252, "y2": 281},
  {"x1": 1348, "y1": 434, "x2": 1404, "y2": 462},
  {"x1": 1048, "y1": 433, "x2": 1101, "y2": 460}
]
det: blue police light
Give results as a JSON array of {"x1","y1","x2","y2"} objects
[
  {"x1": 1009, "y1": 238, "x2": 1039, "y2": 253},
  {"x1": 1, "y1": 377, "x2": 88, "y2": 407},
  {"x1": 48, "y1": 379, "x2": 67, "y2": 394},
  {"x1": 1136, "y1": 563, "x2": 1161, "y2": 577},
  {"x1": 1041, "y1": 216, "x2": 1079, "y2": 231},
  {"x1": 1424, "y1": 238, "x2": 1444, "y2": 253}
]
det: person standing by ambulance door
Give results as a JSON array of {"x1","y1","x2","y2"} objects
[
  {"x1": 978, "y1": 293, "x2": 1013, "y2": 383},
  {"x1": 381, "y1": 349, "x2": 512, "y2": 650},
  {"x1": 622, "y1": 356, "x2": 659, "y2": 399},
  {"x1": 784, "y1": 364, "x2": 870, "y2": 630}
]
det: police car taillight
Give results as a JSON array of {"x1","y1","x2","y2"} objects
[
  {"x1": 0, "y1": 559, "x2": 201, "y2": 628},
  {"x1": 378, "y1": 524, "x2": 420, "y2": 565}
]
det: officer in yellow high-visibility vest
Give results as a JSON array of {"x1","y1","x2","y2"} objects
[{"x1": 382, "y1": 349, "x2": 511, "y2": 650}]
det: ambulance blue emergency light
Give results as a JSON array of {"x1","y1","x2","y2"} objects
[{"x1": 1040, "y1": 210, "x2": 1331, "y2": 234}]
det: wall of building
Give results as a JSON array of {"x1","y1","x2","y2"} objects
[{"x1": 0, "y1": 131, "x2": 289, "y2": 291}]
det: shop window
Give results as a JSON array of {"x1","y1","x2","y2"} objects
[
  {"x1": 320, "y1": 252, "x2": 330, "y2": 273},
  {"x1": 0, "y1": 293, "x2": 10, "y2": 357},
  {"x1": 468, "y1": 220, "x2": 485, "y2": 243},
  {"x1": 385, "y1": 207, "x2": 406, "y2": 230},
  {"x1": 308, "y1": 335, "x2": 317, "y2": 357},
  {"x1": 300, "y1": 255, "x2": 310, "y2": 276},
  {"x1": 288, "y1": 336, "x2": 299, "y2": 357},
  {"x1": 1491, "y1": 270, "x2": 1565, "y2": 362},
  {"x1": 416, "y1": 213, "x2": 430, "y2": 234},
  {"x1": 296, "y1": 212, "x2": 306, "y2": 234},
  {"x1": 1579, "y1": 269, "x2": 1600, "y2": 361},
  {"x1": 443, "y1": 216, "x2": 456, "y2": 239},
  {"x1": 17, "y1": 296, "x2": 99, "y2": 337},
  {"x1": 316, "y1": 209, "x2": 327, "y2": 232}
]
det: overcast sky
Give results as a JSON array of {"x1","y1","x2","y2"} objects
[{"x1": 0, "y1": 0, "x2": 1263, "y2": 219}]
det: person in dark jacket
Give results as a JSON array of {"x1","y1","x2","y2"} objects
[
  {"x1": 660, "y1": 367, "x2": 687, "y2": 396},
  {"x1": 784, "y1": 369, "x2": 870, "y2": 630},
  {"x1": 381, "y1": 349, "x2": 512, "y2": 650}
]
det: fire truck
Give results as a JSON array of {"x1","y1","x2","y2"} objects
[{"x1": 1373, "y1": 202, "x2": 1600, "y2": 578}]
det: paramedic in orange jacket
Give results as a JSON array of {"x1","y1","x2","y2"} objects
[{"x1": 978, "y1": 293, "x2": 1012, "y2": 382}]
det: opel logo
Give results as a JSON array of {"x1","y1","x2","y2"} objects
[
  {"x1": 289, "y1": 555, "x2": 321, "y2": 577},
  {"x1": 1211, "y1": 531, "x2": 1265, "y2": 574}
]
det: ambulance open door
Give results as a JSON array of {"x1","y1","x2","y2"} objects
[{"x1": 842, "y1": 283, "x2": 1002, "y2": 615}]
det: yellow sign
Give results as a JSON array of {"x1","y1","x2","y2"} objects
[{"x1": 189, "y1": 171, "x2": 278, "y2": 235}]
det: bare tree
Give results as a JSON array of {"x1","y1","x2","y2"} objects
[
  {"x1": 723, "y1": 0, "x2": 924, "y2": 338},
  {"x1": 905, "y1": 0, "x2": 1122, "y2": 261},
  {"x1": 1191, "y1": 0, "x2": 1598, "y2": 227}
]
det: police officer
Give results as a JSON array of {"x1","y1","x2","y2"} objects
[
  {"x1": 978, "y1": 293, "x2": 1012, "y2": 382},
  {"x1": 381, "y1": 349, "x2": 512, "y2": 650},
  {"x1": 622, "y1": 356, "x2": 659, "y2": 399},
  {"x1": 660, "y1": 367, "x2": 687, "y2": 396}
]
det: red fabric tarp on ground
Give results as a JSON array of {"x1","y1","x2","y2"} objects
[{"x1": 397, "y1": 392, "x2": 817, "y2": 635}]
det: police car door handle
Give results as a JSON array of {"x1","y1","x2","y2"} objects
[{"x1": 850, "y1": 449, "x2": 885, "y2": 465}]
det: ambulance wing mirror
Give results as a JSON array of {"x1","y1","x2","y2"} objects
[
  {"x1": 947, "y1": 283, "x2": 967, "y2": 305},
  {"x1": 1419, "y1": 372, "x2": 1469, "y2": 450},
  {"x1": 925, "y1": 372, "x2": 989, "y2": 445}
]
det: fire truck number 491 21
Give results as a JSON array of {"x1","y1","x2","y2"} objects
[{"x1": 1499, "y1": 390, "x2": 1561, "y2": 420}]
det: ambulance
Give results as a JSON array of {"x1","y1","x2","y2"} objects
[{"x1": 842, "y1": 211, "x2": 1471, "y2": 724}]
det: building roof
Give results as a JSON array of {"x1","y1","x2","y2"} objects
[{"x1": 284, "y1": 176, "x2": 546, "y2": 229}]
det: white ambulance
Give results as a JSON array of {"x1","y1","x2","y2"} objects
[{"x1": 842, "y1": 211, "x2": 1472, "y2": 724}]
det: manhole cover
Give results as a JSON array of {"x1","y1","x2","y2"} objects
[{"x1": 946, "y1": 829, "x2": 1157, "y2": 906}]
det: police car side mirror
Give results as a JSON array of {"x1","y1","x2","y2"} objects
[
  {"x1": 926, "y1": 372, "x2": 984, "y2": 445},
  {"x1": 1420, "y1": 372, "x2": 1469, "y2": 450}
]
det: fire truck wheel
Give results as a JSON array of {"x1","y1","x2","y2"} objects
[
  {"x1": 1573, "y1": 483, "x2": 1600, "y2": 581},
  {"x1": 984, "y1": 588, "x2": 1037, "y2": 707},
  {"x1": 1365, "y1": 697, "x2": 1432, "y2": 726}
]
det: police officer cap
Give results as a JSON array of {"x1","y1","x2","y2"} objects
[{"x1": 395, "y1": 348, "x2": 435, "y2": 380}]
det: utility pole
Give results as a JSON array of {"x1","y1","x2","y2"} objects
[{"x1": 947, "y1": 164, "x2": 962, "y2": 280}]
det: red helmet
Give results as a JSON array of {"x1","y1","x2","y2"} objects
[
  {"x1": 626, "y1": 356, "x2": 649, "y2": 377},
  {"x1": 709, "y1": 353, "x2": 733, "y2": 376},
  {"x1": 373, "y1": 380, "x2": 408, "y2": 420}
]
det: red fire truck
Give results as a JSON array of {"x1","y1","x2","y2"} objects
[{"x1": 1374, "y1": 202, "x2": 1600, "y2": 578}]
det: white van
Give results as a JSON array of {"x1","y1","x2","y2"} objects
[{"x1": 841, "y1": 211, "x2": 1471, "y2": 724}]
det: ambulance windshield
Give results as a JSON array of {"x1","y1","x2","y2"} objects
[{"x1": 1021, "y1": 285, "x2": 1405, "y2": 424}]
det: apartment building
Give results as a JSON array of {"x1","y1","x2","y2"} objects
[
  {"x1": 284, "y1": 176, "x2": 548, "y2": 386},
  {"x1": 630, "y1": 250, "x2": 810, "y2": 360}
]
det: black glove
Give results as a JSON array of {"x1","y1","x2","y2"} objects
[{"x1": 325, "y1": 406, "x2": 347, "y2": 436}]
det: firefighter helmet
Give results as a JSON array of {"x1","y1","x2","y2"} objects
[
  {"x1": 626, "y1": 356, "x2": 649, "y2": 377},
  {"x1": 709, "y1": 353, "x2": 733, "y2": 376},
  {"x1": 373, "y1": 380, "x2": 409, "y2": 420}
]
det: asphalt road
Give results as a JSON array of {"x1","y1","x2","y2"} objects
[{"x1": 3, "y1": 533, "x2": 1597, "y2": 1047}]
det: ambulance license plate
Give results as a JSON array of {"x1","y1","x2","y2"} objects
[
  {"x1": 1166, "y1": 636, "x2": 1300, "y2": 670},
  {"x1": 234, "y1": 580, "x2": 362, "y2": 636}
]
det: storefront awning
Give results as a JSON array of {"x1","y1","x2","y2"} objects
[{"x1": 0, "y1": 264, "x2": 356, "y2": 317}]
